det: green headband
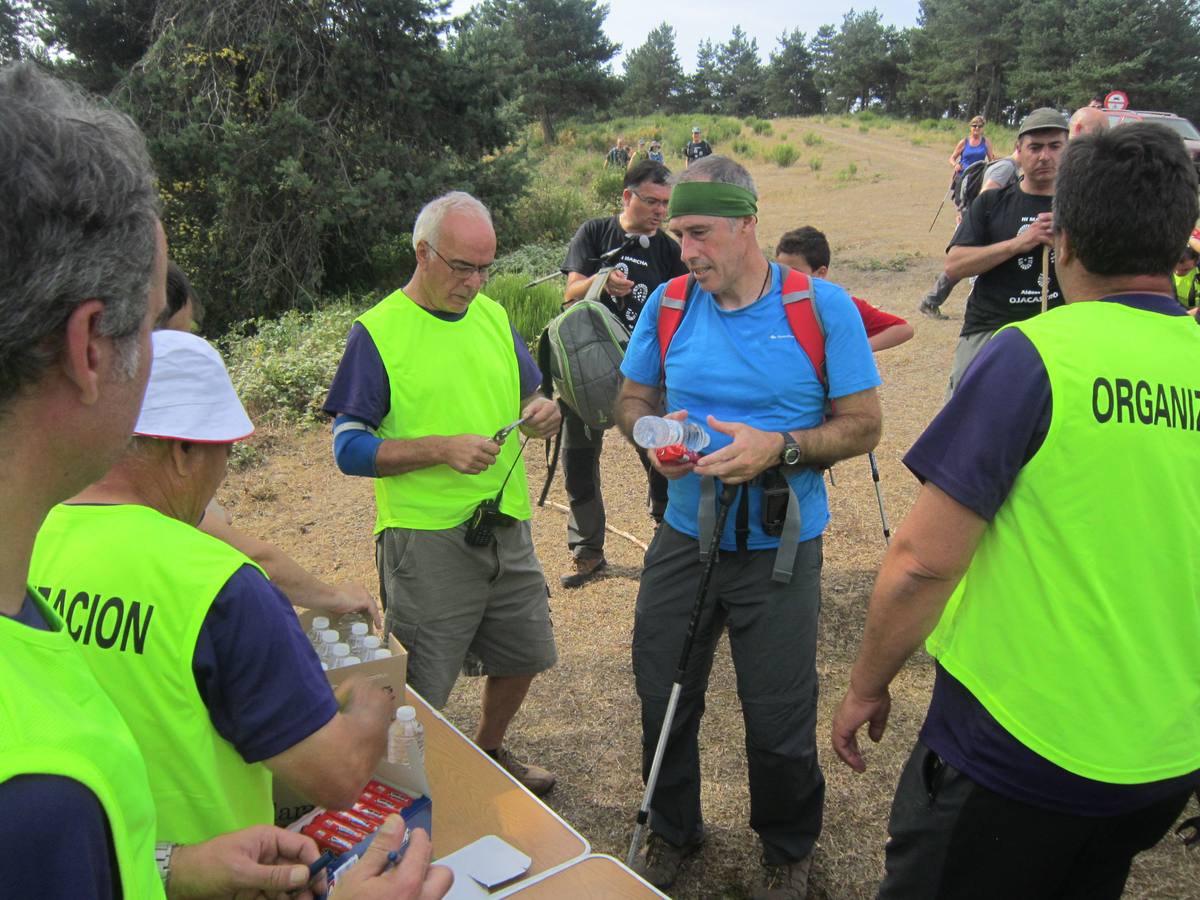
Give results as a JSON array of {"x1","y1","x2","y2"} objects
[{"x1": 668, "y1": 181, "x2": 758, "y2": 218}]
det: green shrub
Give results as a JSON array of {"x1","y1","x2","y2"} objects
[
  {"x1": 491, "y1": 242, "x2": 571, "y2": 279},
  {"x1": 222, "y1": 299, "x2": 371, "y2": 426},
  {"x1": 809, "y1": 156, "x2": 823, "y2": 172},
  {"x1": 484, "y1": 275, "x2": 565, "y2": 345},
  {"x1": 507, "y1": 182, "x2": 594, "y2": 246},
  {"x1": 769, "y1": 143, "x2": 799, "y2": 167},
  {"x1": 592, "y1": 168, "x2": 626, "y2": 209},
  {"x1": 859, "y1": 124, "x2": 870, "y2": 133},
  {"x1": 803, "y1": 131, "x2": 823, "y2": 146},
  {"x1": 731, "y1": 138, "x2": 753, "y2": 156},
  {"x1": 751, "y1": 119, "x2": 773, "y2": 135},
  {"x1": 836, "y1": 161, "x2": 859, "y2": 182}
]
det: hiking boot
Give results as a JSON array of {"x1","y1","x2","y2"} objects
[
  {"x1": 487, "y1": 746, "x2": 556, "y2": 796},
  {"x1": 559, "y1": 556, "x2": 606, "y2": 589},
  {"x1": 918, "y1": 299, "x2": 949, "y2": 320},
  {"x1": 751, "y1": 854, "x2": 813, "y2": 900},
  {"x1": 632, "y1": 832, "x2": 704, "y2": 891}
]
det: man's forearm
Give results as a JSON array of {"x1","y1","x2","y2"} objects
[
  {"x1": 614, "y1": 385, "x2": 661, "y2": 442},
  {"x1": 850, "y1": 537, "x2": 962, "y2": 699},
  {"x1": 789, "y1": 405, "x2": 881, "y2": 468},
  {"x1": 849, "y1": 484, "x2": 987, "y2": 699},
  {"x1": 945, "y1": 240, "x2": 1020, "y2": 281},
  {"x1": 373, "y1": 435, "x2": 448, "y2": 477}
]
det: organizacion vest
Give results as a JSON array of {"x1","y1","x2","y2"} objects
[
  {"x1": 0, "y1": 591, "x2": 164, "y2": 898},
  {"x1": 357, "y1": 290, "x2": 530, "y2": 531},
  {"x1": 29, "y1": 503, "x2": 274, "y2": 843},
  {"x1": 926, "y1": 299, "x2": 1200, "y2": 783}
]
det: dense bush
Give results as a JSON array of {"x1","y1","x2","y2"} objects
[{"x1": 222, "y1": 299, "x2": 371, "y2": 426}]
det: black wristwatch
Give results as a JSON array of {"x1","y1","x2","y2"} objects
[{"x1": 779, "y1": 432, "x2": 801, "y2": 466}]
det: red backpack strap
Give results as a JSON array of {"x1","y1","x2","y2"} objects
[
  {"x1": 778, "y1": 265, "x2": 827, "y2": 389},
  {"x1": 657, "y1": 274, "x2": 694, "y2": 376}
]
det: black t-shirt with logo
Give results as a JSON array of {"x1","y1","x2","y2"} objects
[
  {"x1": 951, "y1": 183, "x2": 1063, "y2": 337},
  {"x1": 563, "y1": 215, "x2": 688, "y2": 332},
  {"x1": 684, "y1": 140, "x2": 713, "y2": 164}
]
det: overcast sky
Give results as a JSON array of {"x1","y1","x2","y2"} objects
[{"x1": 446, "y1": 0, "x2": 923, "y2": 72}]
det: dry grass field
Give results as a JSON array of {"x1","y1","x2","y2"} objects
[{"x1": 220, "y1": 118, "x2": 1200, "y2": 898}]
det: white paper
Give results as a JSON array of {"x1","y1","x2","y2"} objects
[{"x1": 436, "y1": 834, "x2": 532, "y2": 892}]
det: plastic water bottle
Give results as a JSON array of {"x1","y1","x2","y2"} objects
[
  {"x1": 387, "y1": 705, "x2": 426, "y2": 762},
  {"x1": 308, "y1": 616, "x2": 330, "y2": 645},
  {"x1": 371, "y1": 648, "x2": 392, "y2": 661},
  {"x1": 330, "y1": 643, "x2": 351, "y2": 667},
  {"x1": 338, "y1": 611, "x2": 371, "y2": 633},
  {"x1": 348, "y1": 622, "x2": 370, "y2": 654},
  {"x1": 360, "y1": 635, "x2": 382, "y2": 657},
  {"x1": 318, "y1": 629, "x2": 340, "y2": 662},
  {"x1": 340, "y1": 655, "x2": 362, "y2": 668},
  {"x1": 632, "y1": 415, "x2": 710, "y2": 451}
]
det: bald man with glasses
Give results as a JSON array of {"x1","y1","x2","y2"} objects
[
  {"x1": 324, "y1": 191, "x2": 562, "y2": 796},
  {"x1": 558, "y1": 159, "x2": 689, "y2": 588}
]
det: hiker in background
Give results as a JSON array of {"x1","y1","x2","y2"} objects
[
  {"x1": 775, "y1": 227, "x2": 915, "y2": 352},
  {"x1": 557, "y1": 159, "x2": 688, "y2": 588},
  {"x1": 324, "y1": 191, "x2": 561, "y2": 796},
  {"x1": 617, "y1": 155, "x2": 881, "y2": 898},
  {"x1": 606, "y1": 136, "x2": 631, "y2": 169},
  {"x1": 940, "y1": 109, "x2": 1070, "y2": 396},
  {"x1": 1173, "y1": 228, "x2": 1200, "y2": 313},
  {"x1": 920, "y1": 108, "x2": 1110, "y2": 322},
  {"x1": 918, "y1": 149, "x2": 1022, "y2": 321},
  {"x1": 684, "y1": 126, "x2": 713, "y2": 167},
  {"x1": 833, "y1": 121, "x2": 1200, "y2": 900},
  {"x1": 949, "y1": 116, "x2": 996, "y2": 180},
  {"x1": 628, "y1": 138, "x2": 650, "y2": 168},
  {"x1": 1069, "y1": 105, "x2": 1109, "y2": 138},
  {"x1": 648, "y1": 140, "x2": 665, "y2": 163}
]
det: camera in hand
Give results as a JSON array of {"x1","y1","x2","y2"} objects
[{"x1": 465, "y1": 498, "x2": 503, "y2": 546}]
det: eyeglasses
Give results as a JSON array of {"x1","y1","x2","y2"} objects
[
  {"x1": 632, "y1": 191, "x2": 670, "y2": 210},
  {"x1": 427, "y1": 244, "x2": 491, "y2": 280}
]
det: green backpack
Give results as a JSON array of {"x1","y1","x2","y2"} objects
[{"x1": 535, "y1": 299, "x2": 629, "y2": 432}]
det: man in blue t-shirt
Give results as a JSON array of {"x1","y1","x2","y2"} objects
[{"x1": 616, "y1": 156, "x2": 882, "y2": 898}]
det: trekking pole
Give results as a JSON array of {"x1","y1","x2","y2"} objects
[
  {"x1": 523, "y1": 269, "x2": 566, "y2": 289},
  {"x1": 1040, "y1": 245, "x2": 1050, "y2": 313},
  {"x1": 867, "y1": 451, "x2": 891, "y2": 545},
  {"x1": 927, "y1": 171, "x2": 957, "y2": 232},
  {"x1": 627, "y1": 483, "x2": 738, "y2": 868}
]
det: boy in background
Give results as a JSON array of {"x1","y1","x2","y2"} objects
[{"x1": 775, "y1": 227, "x2": 915, "y2": 351}]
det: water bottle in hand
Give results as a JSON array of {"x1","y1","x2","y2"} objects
[{"x1": 633, "y1": 415, "x2": 709, "y2": 463}]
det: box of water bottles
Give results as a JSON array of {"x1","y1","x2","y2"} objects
[{"x1": 273, "y1": 609, "x2": 411, "y2": 828}]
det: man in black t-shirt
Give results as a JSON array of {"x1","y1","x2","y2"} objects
[
  {"x1": 943, "y1": 108, "x2": 1069, "y2": 397},
  {"x1": 684, "y1": 126, "x2": 713, "y2": 167},
  {"x1": 558, "y1": 160, "x2": 688, "y2": 587}
]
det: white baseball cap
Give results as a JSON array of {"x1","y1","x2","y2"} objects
[{"x1": 134, "y1": 330, "x2": 254, "y2": 443}]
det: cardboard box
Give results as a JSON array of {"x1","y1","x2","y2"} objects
[{"x1": 274, "y1": 611, "x2": 411, "y2": 828}]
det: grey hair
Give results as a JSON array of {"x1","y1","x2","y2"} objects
[
  {"x1": 0, "y1": 62, "x2": 160, "y2": 407},
  {"x1": 412, "y1": 191, "x2": 493, "y2": 248},
  {"x1": 672, "y1": 155, "x2": 758, "y2": 197}
]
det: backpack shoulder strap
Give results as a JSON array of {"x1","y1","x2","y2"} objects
[
  {"x1": 777, "y1": 264, "x2": 827, "y2": 390},
  {"x1": 657, "y1": 273, "x2": 695, "y2": 375},
  {"x1": 536, "y1": 327, "x2": 554, "y2": 399}
]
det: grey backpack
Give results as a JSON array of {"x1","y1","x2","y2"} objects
[{"x1": 536, "y1": 299, "x2": 629, "y2": 431}]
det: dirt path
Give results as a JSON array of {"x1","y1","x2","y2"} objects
[{"x1": 221, "y1": 119, "x2": 1200, "y2": 899}]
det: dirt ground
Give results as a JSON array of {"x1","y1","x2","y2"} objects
[{"x1": 219, "y1": 120, "x2": 1200, "y2": 898}]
